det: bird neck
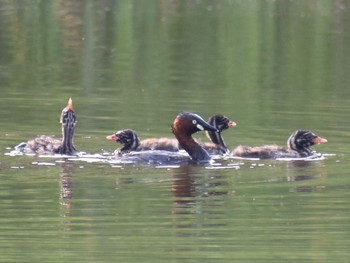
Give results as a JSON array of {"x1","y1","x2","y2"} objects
[
  {"x1": 174, "y1": 131, "x2": 211, "y2": 162},
  {"x1": 206, "y1": 130, "x2": 228, "y2": 152},
  {"x1": 288, "y1": 137, "x2": 313, "y2": 157},
  {"x1": 296, "y1": 147, "x2": 313, "y2": 157},
  {"x1": 121, "y1": 135, "x2": 140, "y2": 153},
  {"x1": 60, "y1": 125, "x2": 76, "y2": 154}
]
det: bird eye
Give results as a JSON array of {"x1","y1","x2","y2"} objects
[
  {"x1": 192, "y1": 120, "x2": 197, "y2": 125},
  {"x1": 305, "y1": 133, "x2": 314, "y2": 140}
]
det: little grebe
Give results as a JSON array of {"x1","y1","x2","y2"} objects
[
  {"x1": 106, "y1": 129, "x2": 179, "y2": 154},
  {"x1": 18, "y1": 98, "x2": 78, "y2": 155},
  {"x1": 171, "y1": 112, "x2": 219, "y2": 162},
  {"x1": 231, "y1": 130, "x2": 327, "y2": 159},
  {"x1": 202, "y1": 114, "x2": 236, "y2": 154},
  {"x1": 109, "y1": 112, "x2": 219, "y2": 164},
  {"x1": 106, "y1": 114, "x2": 235, "y2": 155}
]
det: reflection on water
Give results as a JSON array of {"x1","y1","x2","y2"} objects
[
  {"x1": 171, "y1": 166, "x2": 231, "y2": 237},
  {"x1": 1, "y1": 145, "x2": 347, "y2": 262},
  {"x1": 171, "y1": 166, "x2": 227, "y2": 228},
  {"x1": 286, "y1": 160, "x2": 327, "y2": 193},
  {"x1": 171, "y1": 166, "x2": 230, "y2": 212},
  {"x1": 59, "y1": 161, "x2": 74, "y2": 231},
  {"x1": 1, "y1": 0, "x2": 350, "y2": 262},
  {"x1": 287, "y1": 160, "x2": 325, "y2": 182}
]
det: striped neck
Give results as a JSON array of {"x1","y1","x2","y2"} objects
[
  {"x1": 58, "y1": 98, "x2": 77, "y2": 155},
  {"x1": 287, "y1": 131, "x2": 314, "y2": 157},
  {"x1": 120, "y1": 131, "x2": 140, "y2": 152},
  {"x1": 206, "y1": 130, "x2": 228, "y2": 151},
  {"x1": 205, "y1": 115, "x2": 229, "y2": 152},
  {"x1": 59, "y1": 124, "x2": 76, "y2": 155}
]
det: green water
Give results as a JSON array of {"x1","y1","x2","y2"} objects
[{"x1": 1, "y1": 1, "x2": 350, "y2": 262}]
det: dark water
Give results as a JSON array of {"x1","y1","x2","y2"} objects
[{"x1": 1, "y1": 1, "x2": 350, "y2": 262}]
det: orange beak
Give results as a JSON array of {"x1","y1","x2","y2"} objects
[
  {"x1": 228, "y1": 120, "x2": 237, "y2": 127},
  {"x1": 67, "y1": 98, "x2": 74, "y2": 111},
  {"x1": 106, "y1": 134, "x2": 118, "y2": 141},
  {"x1": 313, "y1": 136, "x2": 327, "y2": 144}
]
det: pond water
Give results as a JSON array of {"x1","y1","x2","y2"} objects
[{"x1": 1, "y1": 1, "x2": 350, "y2": 262}]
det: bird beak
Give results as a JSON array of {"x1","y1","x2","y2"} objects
[
  {"x1": 106, "y1": 134, "x2": 117, "y2": 141},
  {"x1": 313, "y1": 136, "x2": 327, "y2": 144},
  {"x1": 201, "y1": 121, "x2": 219, "y2": 132},
  {"x1": 67, "y1": 98, "x2": 74, "y2": 111},
  {"x1": 228, "y1": 121, "x2": 237, "y2": 127}
]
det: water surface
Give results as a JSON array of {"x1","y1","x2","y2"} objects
[{"x1": 1, "y1": 1, "x2": 350, "y2": 262}]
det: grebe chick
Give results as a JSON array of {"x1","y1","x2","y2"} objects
[
  {"x1": 106, "y1": 129, "x2": 179, "y2": 155},
  {"x1": 202, "y1": 114, "x2": 236, "y2": 154},
  {"x1": 106, "y1": 114, "x2": 235, "y2": 155},
  {"x1": 231, "y1": 130, "x2": 327, "y2": 159},
  {"x1": 17, "y1": 98, "x2": 78, "y2": 155},
  {"x1": 109, "y1": 112, "x2": 219, "y2": 165}
]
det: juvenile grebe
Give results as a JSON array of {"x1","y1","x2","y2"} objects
[
  {"x1": 109, "y1": 112, "x2": 219, "y2": 164},
  {"x1": 18, "y1": 98, "x2": 78, "y2": 155},
  {"x1": 106, "y1": 114, "x2": 235, "y2": 155},
  {"x1": 106, "y1": 129, "x2": 179, "y2": 154},
  {"x1": 202, "y1": 114, "x2": 236, "y2": 154},
  {"x1": 231, "y1": 130, "x2": 327, "y2": 159}
]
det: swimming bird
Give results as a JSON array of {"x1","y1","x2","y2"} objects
[
  {"x1": 106, "y1": 114, "x2": 235, "y2": 155},
  {"x1": 17, "y1": 98, "x2": 78, "y2": 155},
  {"x1": 202, "y1": 114, "x2": 236, "y2": 154},
  {"x1": 231, "y1": 130, "x2": 327, "y2": 159},
  {"x1": 106, "y1": 129, "x2": 179, "y2": 154},
  {"x1": 109, "y1": 112, "x2": 219, "y2": 164},
  {"x1": 171, "y1": 112, "x2": 219, "y2": 162}
]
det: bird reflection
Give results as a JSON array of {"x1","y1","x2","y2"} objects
[
  {"x1": 59, "y1": 161, "x2": 74, "y2": 231},
  {"x1": 170, "y1": 165, "x2": 231, "y2": 232},
  {"x1": 171, "y1": 167, "x2": 196, "y2": 214},
  {"x1": 287, "y1": 160, "x2": 326, "y2": 193},
  {"x1": 113, "y1": 164, "x2": 235, "y2": 237}
]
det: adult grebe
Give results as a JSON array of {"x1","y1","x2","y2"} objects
[
  {"x1": 109, "y1": 112, "x2": 219, "y2": 165},
  {"x1": 106, "y1": 114, "x2": 235, "y2": 155},
  {"x1": 17, "y1": 98, "x2": 78, "y2": 155},
  {"x1": 171, "y1": 112, "x2": 219, "y2": 162},
  {"x1": 231, "y1": 130, "x2": 327, "y2": 159}
]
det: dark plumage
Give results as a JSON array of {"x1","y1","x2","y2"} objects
[
  {"x1": 231, "y1": 130, "x2": 327, "y2": 159},
  {"x1": 171, "y1": 112, "x2": 219, "y2": 162},
  {"x1": 106, "y1": 114, "x2": 236, "y2": 155},
  {"x1": 108, "y1": 112, "x2": 219, "y2": 164},
  {"x1": 202, "y1": 114, "x2": 236, "y2": 154},
  {"x1": 106, "y1": 129, "x2": 179, "y2": 154},
  {"x1": 17, "y1": 98, "x2": 78, "y2": 155}
]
